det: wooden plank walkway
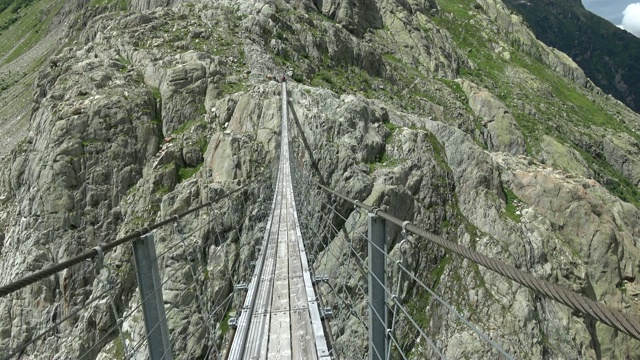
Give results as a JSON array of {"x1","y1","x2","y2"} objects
[{"x1": 227, "y1": 83, "x2": 330, "y2": 360}]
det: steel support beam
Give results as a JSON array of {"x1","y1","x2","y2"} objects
[
  {"x1": 368, "y1": 213, "x2": 387, "y2": 360},
  {"x1": 132, "y1": 232, "x2": 173, "y2": 360}
]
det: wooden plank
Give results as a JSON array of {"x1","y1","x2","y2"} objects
[
  {"x1": 267, "y1": 308, "x2": 292, "y2": 359},
  {"x1": 290, "y1": 309, "x2": 315, "y2": 360},
  {"x1": 271, "y1": 277, "x2": 290, "y2": 312},
  {"x1": 288, "y1": 242, "x2": 303, "y2": 276},
  {"x1": 272, "y1": 203, "x2": 291, "y2": 312},
  {"x1": 289, "y1": 277, "x2": 308, "y2": 310}
]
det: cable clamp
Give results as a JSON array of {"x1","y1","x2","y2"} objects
[
  {"x1": 371, "y1": 207, "x2": 380, "y2": 216},
  {"x1": 175, "y1": 218, "x2": 184, "y2": 236},
  {"x1": 92, "y1": 244, "x2": 106, "y2": 275},
  {"x1": 139, "y1": 227, "x2": 150, "y2": 237},
  {"x1": 402, "y1": 221, "x2": 411, "y2": 236}
]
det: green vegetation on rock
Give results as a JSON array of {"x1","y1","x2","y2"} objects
[
  {"x1": 178, "y1": 163, "x2": 202, "y2": 182},
  {"x1": 502, "y1": 187, "x2": 522, "y2": 222}
]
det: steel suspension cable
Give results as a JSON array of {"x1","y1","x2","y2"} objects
[
  {"x1": 335, "y1": 218, "x2": 449, "y2": 358},
  {"x1": 387, "y1": 269, "x2": 403, "y2": 360},
  {"x1": 128, "y1": 254, "x2": 221, "y2": 359},
  {"x1": 314, "y1": 181, "x2": 640, "y2": 341},
  {"x1": 161, "y1": 216, "x2": 265, "y2": 359},
  {"x1": 290, "y1": 168, "x2": 373, "y2": 357},
  {"x1": 315, "y1": 199, "x2": 445, "y2": 358},
  {"x1": 78, "y1": 221, "x2": 256, "y2": 360},
  {"x1": 397, "y1": 258, "x2": 516, "y2": 355},
  {"x1": 78, "y1": 253, "x2": 201, "y2": 359},
  {"x1": 312, "y1": 210, "x2": 371, "y2": 315},
  {"x1": 0, "y1": 166, "x2": 271, "y2": 299},
  {"x1": 309, "y1": 193, "x2": 503, "y2": 358},
  {"x1": 319, "y1": 246, "x2": 368, "y2": 328},
  {"x1": 0, "y1": 285, "x2": 114, "y2": 360},
  {"x1": 344, "y1": 209, "x2": 512, "y2": 358},
  {"x1": 286, "y1": 111, "x2": 440, "y2": 357},
  {"x1": 343, "y1": 206, "x2": 512, "y2": 358},
  {"x1": 390, "y1": 295, "x2": 445, "y2": 359},
  {"x1": 125, "y1": 234, "x2": 244, "y2": 360},
  {"x1": 172, "y1": 218, "x2": 215, "y2": 355}
]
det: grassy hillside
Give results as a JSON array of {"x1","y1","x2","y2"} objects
[
  {"x1": 0, "y1": 0, "x2": 66, "y2": 64},
  {"x1": 438, "y1": 0, "x2": 640, "y2": 206},
  {"x1": 0, "y1": 0, "x2": 67, "y2": 157},
  {"x1": 504, "y1": 0, "x2": 640, "y2": 113}
]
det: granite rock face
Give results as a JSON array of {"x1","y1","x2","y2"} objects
[{"x1": 1, "y1": 0, "x2": 640, "y2": 359}]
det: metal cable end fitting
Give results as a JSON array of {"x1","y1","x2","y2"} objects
[
  {"x1": 402, "y1": 220, "x2": 412, "y2": 235},
  {"x1": 92, "y1": 244, "x2": 105, "y2": 275}
]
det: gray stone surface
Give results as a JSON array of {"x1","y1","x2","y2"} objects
[
  {"x1": 459, "y1": 79, "x2": 527, "y2": 155},
  {"x1": 1, "y1": 0, "x2": 640, "y2": 359}
]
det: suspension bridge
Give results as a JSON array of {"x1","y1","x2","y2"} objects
[
  {"x1": 1, "y1": 82, "x2": 640, "y2": 359},
  {"x1": 226, "y1": 83, "x2": 330, "y2": 359}
]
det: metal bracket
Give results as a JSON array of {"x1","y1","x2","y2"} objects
[
  {"x1": 234, "y1": 283, "x2": 249, "y2": 291},
  {"x1": 228, "y1": 316, "x2": 238, "y2": 329},
  {"x1": 312, "y1": 275, "x2": 329, "y2": 284},
  {"x1": 319, "y1": 307, "x2": 333, "y2": 320}
]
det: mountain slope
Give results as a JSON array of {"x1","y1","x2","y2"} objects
[
  {"x1": 0, "y1": 0, "x2": 130, "y2": 158},
  {"x1": 504, "y1": 0, "x2": 640, "y2": 112},
  {"x1": 1, "y1": 0, "x2": 640, "y2": 358}
]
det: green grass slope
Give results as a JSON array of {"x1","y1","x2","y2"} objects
[{"x1": 504, "y1": 0, "x2": 640, "y2": 113}]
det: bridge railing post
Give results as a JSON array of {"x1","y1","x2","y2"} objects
[
  {"x1": 368, "y1": 213, "x2": 387, "y2": 360},
  {"x1": 132, "y1": 232, "x2": 173, "y2": 360}
]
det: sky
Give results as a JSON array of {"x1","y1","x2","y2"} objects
[{"x1": 582, "y1": 0, "x2": 640, "y2": 36}]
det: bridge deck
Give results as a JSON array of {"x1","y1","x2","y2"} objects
[{"x1": 227, "y1": 83, "x2": 330, "y2": 360}]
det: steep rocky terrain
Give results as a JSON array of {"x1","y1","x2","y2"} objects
[
  {"x1": 503, "y1": 0, "x2": 640, "y2": 113},
  {"x1": 1, "y1": 0, "x2": 640, "y2": 358}
]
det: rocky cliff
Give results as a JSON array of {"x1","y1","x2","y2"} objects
[{"x1": 1, "y1": 0, "x2": 640, "y2": 358}]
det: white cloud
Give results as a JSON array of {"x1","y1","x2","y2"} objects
[{"x1": 621, "y1": 3, "x2": 640, "y2": 37}]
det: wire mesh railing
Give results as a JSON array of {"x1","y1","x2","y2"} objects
[
  {"x1": 290, "y1": 154, "x2": 507, "y2": 359},
  {"x1": 285, "y1": 86, "x2": 640, "y2": 359},
  {"x1": 0, "y1": 163, "x2": 275, "y2": 360},
  {"x1": 7, "y1": 82, "x2": 640, "y2": 360}
]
